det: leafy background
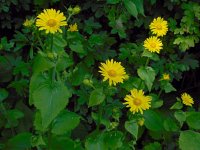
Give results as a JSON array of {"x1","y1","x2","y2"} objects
[{"x1": 0, "y1": 0, "x2": 200, "y2": 149}]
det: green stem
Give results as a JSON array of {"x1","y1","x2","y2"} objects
[
  {"x1": 0, "y1": 103, "x2": 15, "y2": 136},
  {"x1": 158, "y1": 89, "x2": 163, "y2": 98},
  {"x1": 66, "y1": 14, "x2": 72, "y2": 23},
  {"x1": 50, "y1": 34, "x2": 53, "y2": 52}
]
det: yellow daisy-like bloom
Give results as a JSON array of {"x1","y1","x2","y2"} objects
[
  {"x1": 149, "y1": 17, "x2": 168, "y2": 37},
  {"x1": 124, "y1": 89, "x2": 151, "y2": 114},
  {"x1": 144, "y1": 36, "x2": 163, "y2": 53},
  {"x1": 36, "y1": 8, "x2": 67, "y2": 34},
  {"x1": 99, "y1": 59, "x2": 126, "y2": 86},
  {"x1": 181, "y1": 93, "x2": 194, "y2": 106},
  {"x1": 68, "y1": 23, "x2": 78, "y2": 32},
  {"x1": 23, "y1": 18, "x2": 34, "y2": 27},
  {"x1": 161, "y1": 73, "x2": 170, "y2": 80}
]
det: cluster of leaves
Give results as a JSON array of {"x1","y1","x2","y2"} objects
[{"x1": 0, "y1": 0, "x2": 200, "y2": 150}]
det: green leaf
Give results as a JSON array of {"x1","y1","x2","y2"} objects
[
  {"x1": 4, "y1": 132, "x2": 32, "y2": 150},
  {"x1": 69, "y1": 41, "x2": 85, "y2": 55},
  {"x1": 179, "y1": 130, "x2": 200, "y2": 150},
  {"x1": 125, "y1": 120, "x2": 138, "y2": 139},
  {"x1": 170, "y1": 101, "x2": 183, "y2": 110},
  {"x1": 103, "y1": 131, "x2": 123, "y2": 149},
  {"x1": 124, "y1": 0, "x2": 138, "y2": 19},
  {"x1": 186, "y1": 112, "x2": 200, "y2": 129},
  {"x1": 0, "y1": 88, "x2": 8, "y2": 102},
  {"x1": 137, "y1": 66, "x2": 156, "y2": 91},
  {"x1": 144, "y1": 142, "x2": 162, "y2": 150},
  {"x1": 85, "y1": 132, "x2": 107, "y2": 150},
  {"x1": 32, "y1": 74, "x2": 71, "y2": 129},
  {"x1": 163, "y1": 118, "x2": 179, "y2": 132},
  {"x1": 174, "y1": 110, "x2": 186, "y2": 127},
  {"x1": 33, "y1": 54, "x2": 54, "y2": 74},
  {"x1": 89, "y1": 88, "x2": 105, "y2": 107},
  {"x1": 56, "y1": 51, "x2": 73, "y2": 71},
  {"x1": 142, "y1": 49, "x2": 159, "y2": 61},
  {"x1": 150, "y1": 94, "x2": 163, "y2": 108},
  {"x1": 51, "y1": 110, "x2": 80, "y2": 135},
  {"x1": 5, "y1": 109, "x2": 24, "y2": 128},
  {"x1": 162, "y1": 82, "x2": 176, "y2": 93},
  {"x1": 53, "y1": 34, "x2": 67, "y2": 51},
  {"x1": 144, "y1": 110, "x2": 164, "y2": 131},
  {"x1": 133, "y1": 0, "x2": 145, "y2": 16}
]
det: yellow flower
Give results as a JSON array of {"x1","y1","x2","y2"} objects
[
  {"x1": 161, "y1": 73, "x2": 170, "y2": 80},
  {"x1": 124, "y1": 89, "x2": 151, "y2": 114},
  {"x1": 149, "y1": 17, "x2": 168, "y2": 37},
  {"x1": 36, "y1": 8, "x2": 67, "y2": 34},
  {"x1": 99, "y1": 59, "x2": 126, "y2": 86},
  {"x1": 181, "y1": 93, "x2": 194, "y2": 106},
  {"x1": 144, "y1": 36, "x2": 163, "y2": 53},
  {"x1": 68, "y1": 23, "x2": 78, "y2": 32},
  {"x1": 23, "y1": 18, "x2": 34, "y2": 27}
]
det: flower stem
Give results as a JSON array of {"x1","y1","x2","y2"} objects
[
  {"x1": 158, "y1": 89, "x2": 163, "y2": 98},
  {"x1": 97, "y1": 105, "x2": 103, "y2": 131}
]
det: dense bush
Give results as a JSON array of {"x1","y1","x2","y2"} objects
[{"x1": 0, "y1": 0, "x2": 200, "y2": 149}]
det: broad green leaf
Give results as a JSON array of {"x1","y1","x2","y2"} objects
[
  {"x1": 4, "y1": 132, "x2": 32, "y2": 150},
  {"x1": 144, "y1": 110, "x2": 164, "y2": 131},
  {"x1": 144, "y1": 142, "x2": 162, "y2": 150},
  {"x1": 174, "y1": 110, "x2": 186, "y2": 127},
  {"x1": 49, "y1": 137, "x2": 83, "y2": 150},
  {"x1": 137, "y1": 66, "x2": 156, "y2": 91},
  {"x1": 179, "y1": 130, "x2": 200, "y2": 150},
  {"x1": 32, "y1": 75, "x2": 71, "y2": 129},
  {"x1": 89, "y1": 88, "x2": 105, "y2": 107},
  {"x1": 125, "y1": 120, "x2": 138, "y2": 139},
  {"x1": 150, "y1": 94, "x2": 163, "y2": 108},
  {"x1": 124, "y1": 0, "x2": 138, "y2": 19},
  {"x1": 186, "y1": 112, "x2": 200, "y2": 129},
  {"x1": 53, "y1": 34, "x2": 67, "y2": 51},
  {"x1": 56, "y1": 51, "x2": 73, "y2": 71},
  {"x1": 133, "y1": 0, "x2": 145, "y2": 16},
  {"x1": 51, "y1": 110, "x2": 80, "y2": 135},
  {"x1": 85, "y1": 132, "x2": 107, "y2": 150},
  {"x1": 163, "y1": 118, "x2": 179, "y2": 131},
  {"x1": 142, "y1": 49, "x2": 159, "y2": 61},
  {"x1": 103, "y1": 131, "x2": 123, "y2": 149},
  {"x1": 163, "y1": 82, "x2": 176, "y2": 93},
  {"x1": 0, "y1": 88, "x2": 8, "y2": 102},
  {"x1": 170, "y1": 101, "x2": 183, "y2": 110},
  {"x1": 69, "y1": 41, "x2": 85, "y2": 54},
  {"x1": 5, "y1": 109, "x2": 24, "y2": 128},
  {"x1": 33, "y1": 111, "x2": 43, "y2": 132},
  {"x1": 33, "y1": 54, "x2": 54, "y2": 74}
]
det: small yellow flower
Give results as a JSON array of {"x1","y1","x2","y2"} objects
[
  {"x1": 181, "y1": 93, "x2": 194, "y2": 106},
  {"x1": 23, "y1": 18, "x2": 34, "y2": 27},
  {"x1": 144, "y1": 36, "x2": 163, "y2": 53},
  {"x1": 99, "y1": 59, "x2": 126, "y2": 86},
  {"x1": 137, "y1": 118, "x2": 145, "y2": 126},
  {"x1": 68, "y1": 23, "x2": 78, "y2": 32},
  {"x1": 161, "y1": 73, "x2": 170, "y2": 80},
  {"x1": 36, "y1": 8, "x2": 67, "y2": 34},
  {"x1": 124, "y1": 89, "x2": 151, "y2": 114},
  {"x1": 149, "y1": 17, "x2": 168, "y2": 37},
  {"x1": 73, "y1": 6, "x2": 81, "y2": 14}
]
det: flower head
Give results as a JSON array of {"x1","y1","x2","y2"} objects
[
  {"x1": 150, "y1": 17, "x2": 168, "y2": 37},
  {"x1": 124, "y1": 89, "x2": 151, "y2": 114},
  {"x1": 144, "y1": 36, "x2": 163, "y2": 53},
  {"x1": 137, "y1": 118, "x2": 145, "y2": 126},
  {"x1": 73, "y1": 6, "x2": 81, "y2": 14},
  {"x1": 181, "y1": 93, "x2": 194, "y2": 106},
  {"x1": 23, "y1": 18, "x2": 34, "y2": 27},
  {"x1": 99, "y1": 59, "x2": 126, "y2": 86},
  {"x1": 36, "y1": 8, "x2": 67, "y2": 34},
  {"x1": 161, "y1": 73, "x2": 170, "y2": 81},
  {"x1": 68, "y1": 23, "x2": 78, "y2": 32}
]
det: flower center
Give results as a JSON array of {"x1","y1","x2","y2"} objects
[
  {"x1": 108, "y1": 69, "x2": 117, "y2": 77},
  {"x1": 150, "y1": 42, "x2": 156, "y2": 48},
  {"x1": 133, "y1": 98, "x2": 142, "y2": 106},
  {"x1": 46, "y1": 19, "x2": 57, "y2": 27},
  {"x1": 156, "y1": 24, "x2": 162, "y2": 30}
]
